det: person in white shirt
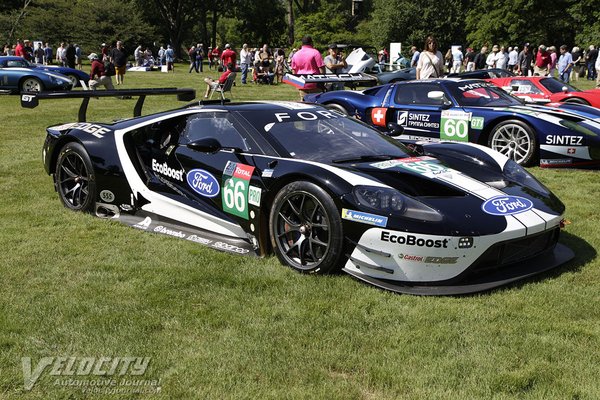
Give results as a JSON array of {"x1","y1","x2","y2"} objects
[
  {"x1": 416, "y1": 36, "x2": 444, "y2": 79},
  {"x1": 508, "y1": 46, "x2": 519, "y2": 72},
  {"x1": 240, "y1": 43, "x2": 253, "y2": 84},
  {"x1": 451, "y1": 46, "x2": 463, "y2": 73}
]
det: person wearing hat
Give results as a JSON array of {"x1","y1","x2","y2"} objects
[
  {"x1": 324, "y1": 44, "x2": 347, "y2": 90},
  {"x1": 486, "y1": 44, "x2": 501, "y2": 69},
  {"x1": 88, "y1": 53, "x2": 114, "y2": 90},
  {"x1": 220, "y1": 43, "x2": 236, "y2": 69}
]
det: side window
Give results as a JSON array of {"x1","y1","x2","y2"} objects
[
  {"x1": 182, "y1": 112, "x2": 250, "y2": 151},
  {"x1": 395, "y1": 84, "x2": 447, "y2": 105},
  {"x1": 511, "y1": 80, "x2": 542, "y2": 94}
]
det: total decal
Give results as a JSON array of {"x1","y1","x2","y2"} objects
[
  {"x1": 222, "y1": 161, "x2": 256, "y2": 219},
  {"x1": 152, "y1": 159, "x2": 184, "y2": 181}
]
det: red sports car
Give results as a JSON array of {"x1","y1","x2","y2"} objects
[{"x1": 488, "y1": 76, "x2": 600, "y2": 107}]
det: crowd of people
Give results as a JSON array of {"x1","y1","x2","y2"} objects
[
  {"x1": 4, "y1": 36, "x2": 600, "y2": 94},
  {"x1": 408, "y1": 37, "x2": 600, "y2": 86}
]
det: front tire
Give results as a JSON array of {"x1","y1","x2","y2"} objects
[
  {"x1": 21, "y1": 77, "x2": 43, "y2": 92},
  {"x1": 269, "y1": 181, "x2": 344, "y2": 274},
  {"x1": 55, "y1": 142, "x2": 96, "y2": 211},
  {"x1": 66, "y1": 74, "x2": 79, "y2": 87},
  {"x1": 488, "y1": 120, "x2": 537, "y2": 166}
]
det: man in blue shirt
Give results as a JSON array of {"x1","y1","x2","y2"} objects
[{"x1": 557, "y1": 45, "x2": 574, "y2": 83}]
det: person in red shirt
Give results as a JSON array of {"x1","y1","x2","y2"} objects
[
  {"x1": 88, "y1": 53, "x2": 114, "y2": 90},
  {"x1": 534, "y1": 45, "x2": 551, "y2": 76},
  {"x1": 220, "y1": 44, "x2": 236, "y2": 69},
  {"x1": 210, "y1": 46, "x2": 221, "y2": 70},
  {"x1": 203, "y1": 63, "x2": 233, "y2": 98},
  {"x1": 14, "y1": 40, "x2": 24, "y2": 57}
]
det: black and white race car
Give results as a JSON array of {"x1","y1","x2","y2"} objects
[{"x1": 24, "y1": 89, "x2": 574, "y2": 295}]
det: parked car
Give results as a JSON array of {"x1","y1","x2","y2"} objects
[
  {"x1": 376, "y1": 67, "x2": 417, "y2": 84},
  {"x1": 0, "y1": 58, "x2": 72, "y2": 93},
  {"x1": 21, "y1": 89, "x2": 573, "y2": 295},
  {"x1": 449, "y1": 68, "x2": 516, "y2": 79},
  {"x1": 0, "y1": 56, "x2": 89, "y2": 87},
  {"x1": 304, "y1": 79, "x2": 600, "y2": 168},
  {"x1": 488, "y1": 75, "x2": 600, "y2": 107}
]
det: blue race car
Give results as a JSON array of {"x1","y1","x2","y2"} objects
[
  {"x1": 0, "y1": 56, "x2": 88, "y2": 89},
  {"x1": 304, "y1": 79, "x2": 600, "y2": 168}
]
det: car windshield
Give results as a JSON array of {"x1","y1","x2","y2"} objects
[
  {"x1": 539, "y1": 77, "x2": 577, "y2": 93},
  {"x1": 447, "y1": 82, "x2": 522, "y2": 107},
  {"x1": 249, "y1": 112, "x2": 413, "y2": 163}
]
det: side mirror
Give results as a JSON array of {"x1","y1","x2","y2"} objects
[
  {"x1": 386, "y1": 122, "x2": 404, "y2": 137},
  {"x1": 187, "y1": 137, "x2": 221, "y2": 153},
  {"x1": 428, "y1": 90, "x2": 452, "y2": 108}
]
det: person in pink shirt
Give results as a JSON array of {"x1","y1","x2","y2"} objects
[{"x1": 290, "y1": 36, "x2": 325, "y2": 100}]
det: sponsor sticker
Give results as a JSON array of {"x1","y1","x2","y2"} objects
[
  {"x1": 481, "y1": 195, "x2": 533, "y2": 216},
  {"x1": 341, "y1": 208, "x2": 388, "y2": 227},
  {"x1": 545, "y1": 135, "x2": 583, "y2": 146},
  {"x1": 397, "y1": 111, "x2": 439, "y2": 129},
  {"x1": 261, "y1": 169, "x2": 274, "y2": 178},
  {"x1": 152, "y1": 159, "x2": 184, "y2": 181},
  {"x1": 381, "y1": 231, "x2": 449, "y2": 248},
  {"x1": 372, "y1": 156, "x2": 449, "y2": 177},
  {"x1": 133, "y1": 216, "x2": 152, "y2": 230},
  {"x1": 187, "y1": 169, "x2": 220, "y2": 197},
  {"x1": 440, "y1": 110, "x2": 471, "y2": 142},
  {"x1": 470, "y1": 116, "x2": 485, "y2": 130},
  {"x1": 248, "y1": 186, "x2": 262, "y2": 207},
  {"x1": 222, "y1": 162, "x2": 255, "y2": 219},
  {"x1": 99, "y1": 190, "x2": 115, "y2": 203}
]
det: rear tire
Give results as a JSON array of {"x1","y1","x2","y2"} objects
[
  {"x1": 55, "y1": 142, "x2": 96, "y2": 212},
  {"x1": 564, "y1": 97, "x2": 589, "y2": 105},
  {"x1": 488, "y1": 120, "x2": 537, "y2": 166},
  {"x1": 269, "y1": 181, "x2": 344, "y2": 274},
  {"x1": 325, "y1": 102, "x2": 350, "y2": 116}
]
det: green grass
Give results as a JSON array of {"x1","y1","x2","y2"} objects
[{"x1": 1, "y1": 66, "x2": 600, "y2": 399}]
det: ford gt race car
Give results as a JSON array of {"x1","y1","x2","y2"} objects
[
  {"x1": 304, "y1": 79, "x2": 600, "y2": 168},
  {"x1": 23, "y1": 89, "x2": 574, "y2": 295}
]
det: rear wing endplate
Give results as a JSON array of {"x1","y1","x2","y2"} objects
[{"x1": 20, "y1": 88, "x2": 196, "y2": 122}]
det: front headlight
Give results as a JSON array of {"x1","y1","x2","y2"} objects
[
  {"x1": 503, "y1": 160, "x2": 550, "y2": 194},
  {"x1": 353, "y1": 186, "x2": 443, "y2": 222}
]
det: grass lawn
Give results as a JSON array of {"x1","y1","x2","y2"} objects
[{"x1": 1, "y1": 65, "x2": 599, "y2": 399}]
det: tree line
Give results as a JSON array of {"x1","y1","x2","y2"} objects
[{"x1": 1, "y1": 0, "x2": 598, "y2": 58}]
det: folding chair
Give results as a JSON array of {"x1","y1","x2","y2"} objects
[{"x1": 209, "y1": 72, "x2": 236, "y2": 100}]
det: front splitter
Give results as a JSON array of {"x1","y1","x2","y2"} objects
[{"x1": 342, "y1": 243, "x2": 575, "y2": 296}]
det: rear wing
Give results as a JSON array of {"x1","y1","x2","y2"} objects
[
  {"x1": 20, "y1": 88, "x2": 196, "y2": 122},
  {"x1": 283, "y1": 72, "x2": 377, "y2": 89}
]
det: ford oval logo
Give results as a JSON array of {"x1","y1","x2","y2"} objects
[
  {"x1": 187, "y1": 169, "x2": 220, "y2": 198},
  {"x1": 482, "y1": 195, "x2": 534, "y2": 216}
]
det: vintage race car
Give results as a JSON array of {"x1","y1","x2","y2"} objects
[
  {"x1": 23, "y1": 89, "x2": 574, "y2": 295},
  {"x1": 0, "y1": 56, "x2": 90, "y2": 88},
  {"x1": 304, "y1": 79, "x2": 600, "y2": 168},
  {"x1": 488, "y1": 75, "x2": 600, "y2": 107},
  {"x1": 0, "y1": 56, "x2": 72, "y2": 93}
]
